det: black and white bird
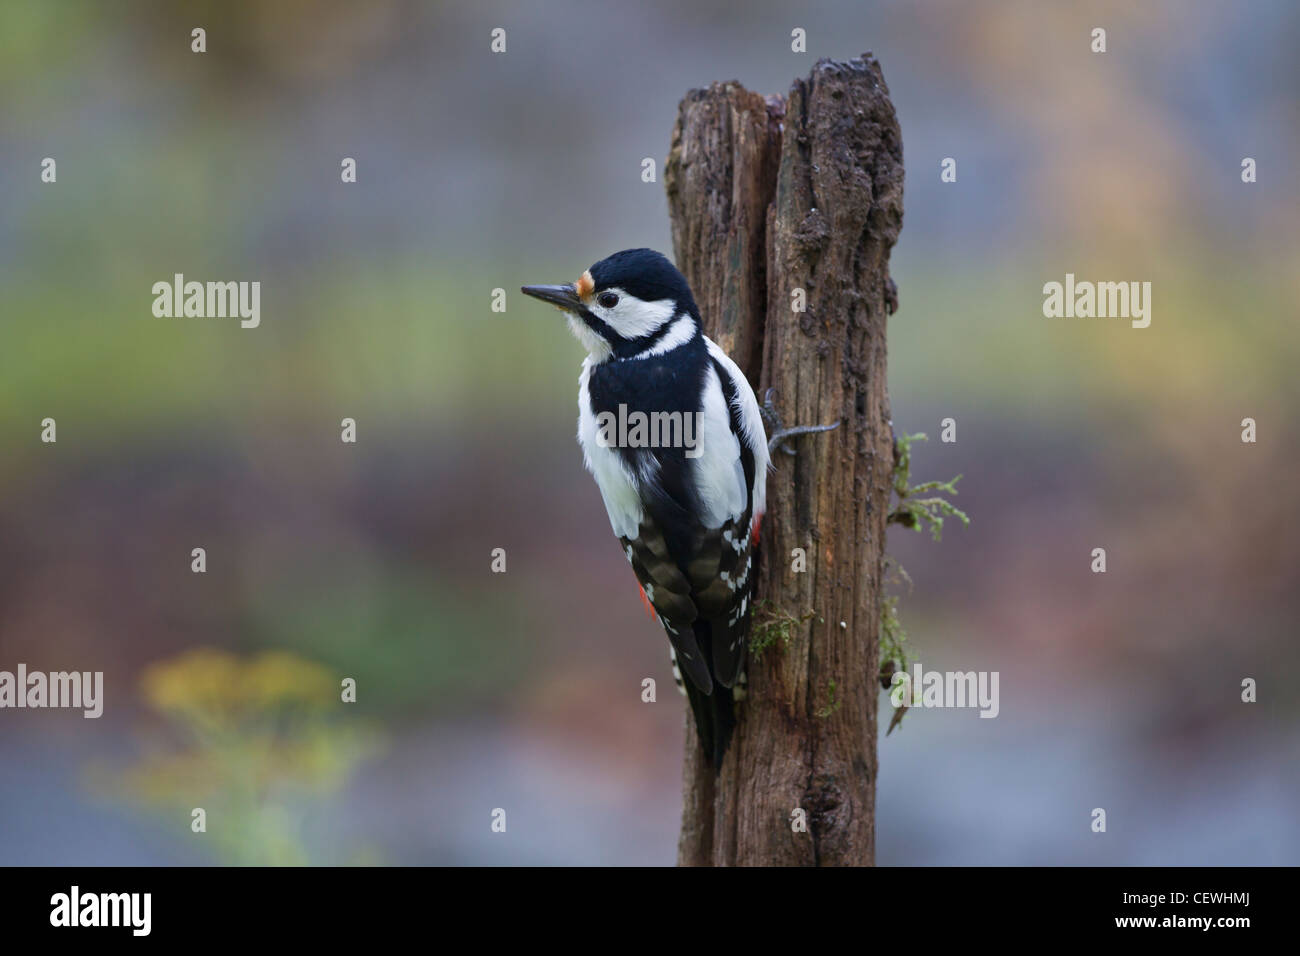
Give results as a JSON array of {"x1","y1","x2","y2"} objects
[{"x1": 523, "y1": 249, "x2": 769, "y2": 767}]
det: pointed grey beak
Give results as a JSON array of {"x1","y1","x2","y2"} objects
[{"x1": 521, "y1": 283, "x2": 581, "y2": 311}]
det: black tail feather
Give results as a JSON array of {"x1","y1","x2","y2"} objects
[
  {"x1": 709, "y1": 683, "x2": 736, "y2": 767},
  {"x1": 682, "y1": 672, "x2": 736, "y2": 769}
]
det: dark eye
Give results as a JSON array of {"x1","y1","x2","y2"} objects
[{"x1": 597, "y1": 292, "x2": 619, "y2": 309}]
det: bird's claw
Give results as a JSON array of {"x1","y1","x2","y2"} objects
[
  {"x1": 760, "y1": 388, "x2": 781, "y2": 430},
  {"x1": 767, "y1": 422, "x2": 841, "y2": 456},
  {"x1": 763, "y1": 388, "x2": 841, "y2": 456}
]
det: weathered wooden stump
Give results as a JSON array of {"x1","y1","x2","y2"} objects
[{"x1": 664, "y1": 54, "x2": 904, "y2": 866}]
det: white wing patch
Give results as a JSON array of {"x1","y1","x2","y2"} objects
[
  {"x1": 704, "y1": 337, "x2": 770, "y2": 520},
  {"x1": 692, "y1": 364, "x2": 748, "y2": 528}
]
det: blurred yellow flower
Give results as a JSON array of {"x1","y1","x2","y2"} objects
[
  {"x1": 141, "y1": 647, "x2": 244, "y2": 717},
  {"x1": 245, "y1": 650, "x2": 334, "y2": 709},
  {"x1": 114, "y1": 647, "x2": 380, "y2": 865},
  {"x1": 140, "y1": 647, "x2": 335, "y2": 724}
]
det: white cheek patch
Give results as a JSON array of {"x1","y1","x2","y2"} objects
[{"x1": 596, "y1": 290, "x2": 676, "y2": 340}]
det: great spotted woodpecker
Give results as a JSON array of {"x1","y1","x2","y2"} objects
[{"x1": 523, "y1": 248, "x2": 769, "y2": 766}]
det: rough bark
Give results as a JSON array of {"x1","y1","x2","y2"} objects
[{"x1": 664, "y1": 54, "x2": 903, "y2": 866}]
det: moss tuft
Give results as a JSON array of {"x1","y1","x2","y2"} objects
[
  {"x1": 749, "y1": 599, "x2": 816, "y2": 661},
  {"x1": 887, "y1": 432, "x2": 970, "y2": 542}
]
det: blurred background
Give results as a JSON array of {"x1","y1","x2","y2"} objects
[{"x1": 1, "y1": 0, "x2": 1297, "y2": 865}]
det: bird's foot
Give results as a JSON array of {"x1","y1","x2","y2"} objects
[{"x1": 763, "y1": 388, "x2": 841, "y2": 456}]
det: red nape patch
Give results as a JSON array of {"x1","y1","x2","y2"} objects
[
  {"x1": 637, "y1": 582, "x2": 658, "y2": 620},
  {"x1": 751, "y1": 512, "x2": 763, "y2": 544}
]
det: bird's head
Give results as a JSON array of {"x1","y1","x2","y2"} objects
[{"x1": 522, "y1": 248, "x2": 699, "y2": 360}]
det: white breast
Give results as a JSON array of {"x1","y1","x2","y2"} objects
[{"x1": 577, "y1": 356, "x2": 646, "y2": 540}]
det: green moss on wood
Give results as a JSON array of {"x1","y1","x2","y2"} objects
[{"x1": 888, "y1": 432, "x2": 969, "y2": 541}]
